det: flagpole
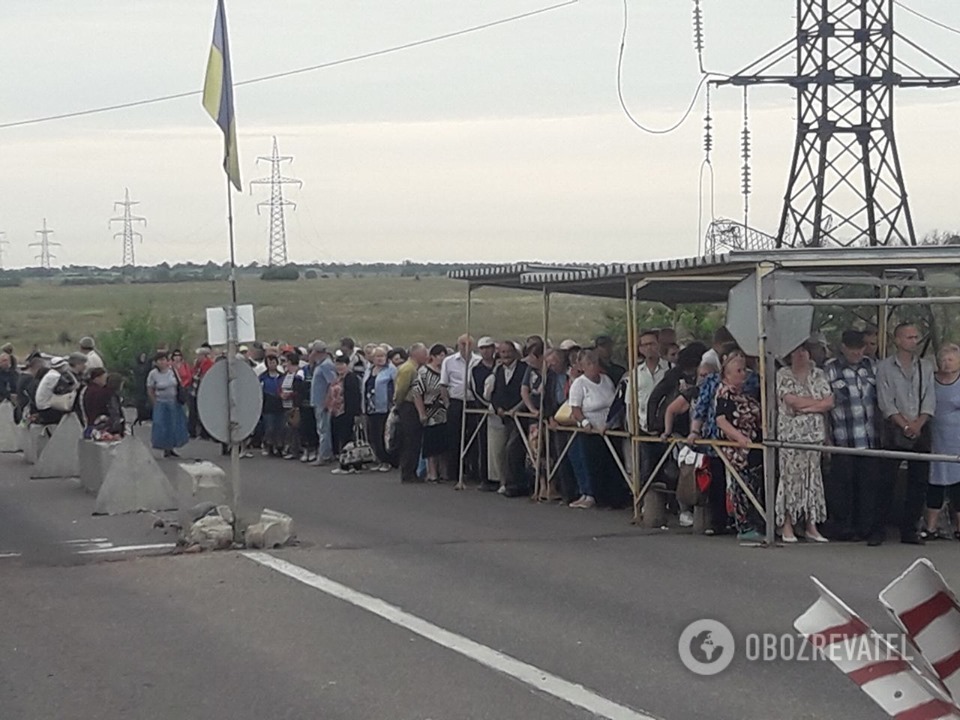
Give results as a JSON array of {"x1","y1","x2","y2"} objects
[{"x1": 225, "y1": 175, "x2": 242, "y2": 536}]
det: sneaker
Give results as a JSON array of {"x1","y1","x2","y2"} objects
[
  {"x1": 568, "y1": 496, "x2": 586, "y2": 508},
  {"x1": 300, "y1": 451, "x2": 309, "y2": 462},
  {"x1": 497, "y1": 485, "x2": 507, "y2": 495},
  {"x1": 242, "y1": 450, "x2": 254, "y2": 459},
  {"x1": 377, "y1": 463, "x2": 391, "y2": 472},
  {"x1": 738, "y1": 529, "x2": 764, "y2": 543},
  {"x1": 331, "y1": 467, "x2": 347, "y2": 474},
  {"x1": 679, "y1": 511, "x2": 694, "y2": 528},
  {"x1": 261, "y1": 448, "x2": 270, "y2": 457},
  {"x1": 578, "y1": 496, "x2": 596, "y2": 509},
  {"x1": 311, "y1": 457, "x2": 332, "y2": 467},
  {"x1": 282, "y1": 452, "x2": 295, "y2": 460}
]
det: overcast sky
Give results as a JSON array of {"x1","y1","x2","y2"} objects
[{"x1": 1, "y1": 0, "x2": 959, "y2": 268}]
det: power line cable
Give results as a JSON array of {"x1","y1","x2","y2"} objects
[
  {"x1": 0, "y1": 0, "x2": 578, "y2": 131},
  {"x1": 895, "y1": 0, "x2": 960, "y2": 36},
  {"x1": 616, "y1": 0, "x2": 723, "y2": 135}
]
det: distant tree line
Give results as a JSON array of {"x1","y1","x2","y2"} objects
[{"x1": 0, "y1": 259, "x2": 538, "y2": 286}]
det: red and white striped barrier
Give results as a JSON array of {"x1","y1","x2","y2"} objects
[
  {"x1": 795, "y1": 576, "x2": 960, "y2": 720},
  {"x1": 881, "y1": 559, "x2": 960, "y2": 702}
]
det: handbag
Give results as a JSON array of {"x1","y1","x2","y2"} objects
[
  {"x1": 176, "y1": 384, "x2": 189, "y2": 405},
  {"x1": 882, "y1": 361, "x2": 932, "y2": 453},
  {"x1": 49, "y1": 390, "x2": 77, "y2": 412},
  {"x1": 553, "y1": 401, "x2": 576, "y2": 426},
  {"x1": 339, "y1": 417, "x2": 377, "y2": 469}
]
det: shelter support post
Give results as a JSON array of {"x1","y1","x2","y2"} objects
[
  {"x1": 626, "y1": 276, "x2": 641, "y2": 520},
  {"x1": 534, "y1": 287, "x2": 551, "y2": 500},
  {"x1": 456, "y1": 284, "x2": 473, "y2": 491},
  {"x1": 757, "y1": 263, "x2": 776, "y2": 546}
]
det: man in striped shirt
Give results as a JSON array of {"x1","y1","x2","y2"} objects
[{"x1": 824, "y1": 330, "x2": 881, "y2": 545}]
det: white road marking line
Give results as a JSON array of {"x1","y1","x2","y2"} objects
[
  {"x1": 62, "y1": 538, "x2": 110, "y2": 545},
  {"x1": 76, "y1": 543, "x2": 176, "y2": 555},
  {"x1": 243, "y1": 552, "x2": 661, "y2": 720},
  {"x1": 0, "y1": 552, "x2": 22, "y2": 559}
]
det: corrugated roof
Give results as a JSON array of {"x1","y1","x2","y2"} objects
[{"x1": 449, "y1": 246, "x2": 960, "y2": 300}]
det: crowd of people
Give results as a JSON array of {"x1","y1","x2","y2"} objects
[{"x1": 2, "y1": 319, "x2": 958, "y2": 547}]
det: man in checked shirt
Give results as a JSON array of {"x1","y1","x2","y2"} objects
[{"x1": 824, "y1": 330, "x2": 882, "y2": 545}]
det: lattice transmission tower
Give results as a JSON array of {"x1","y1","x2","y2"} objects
[
  {"x1": 249, "y1": 137, "x2": 302, "y2": 266},
  {"x1": 30, "y1": 218, "x2": 59, "y2": 269},
  {"x1": 110, "y1": 188, "x2": 147, "y2": 267},
  {"x1": 0, "y1": 232, "x2": 7, "y2": 270},
  {"x1": 715, "y1": 0, "x2": 960, "y2": 248}
]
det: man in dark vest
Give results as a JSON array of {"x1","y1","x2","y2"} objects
[{"x1": 484, "y1": 341, "x2": 528, "y2": 496}]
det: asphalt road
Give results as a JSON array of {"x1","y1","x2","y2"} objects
[{"x1": 2, "y1": 437, "x2": 959, "y2": 720}]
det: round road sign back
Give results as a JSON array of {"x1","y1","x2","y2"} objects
[{"x1": 197, "y1": 359, "x2": 263, "y2": 445}]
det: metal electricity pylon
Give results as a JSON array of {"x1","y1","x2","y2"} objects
[
  {"x1": 29, "y1": 218, "x2": 59, "y2": 269},
  {"x1": 249, "y1": 136, "x2": 302, "y2": 266},
  {"x1": 0, "y1": 232, "x2": 7, "y2": 270},
  {"x1": 715, "y1": 0, "x2": 960, "y2": 248},
  {"x1": 110, "y1": 188, "x2": 147, "y2": 267}
]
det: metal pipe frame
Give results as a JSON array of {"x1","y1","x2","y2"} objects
[{"x1": 767, "y1": 296, "x2": 960, "y2": 307}]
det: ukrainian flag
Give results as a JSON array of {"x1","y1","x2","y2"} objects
[{"x1": 202, "y1": 0, "x2": 241, "y2": 191}]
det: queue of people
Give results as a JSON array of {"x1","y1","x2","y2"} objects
[{"x1": 5, "y1": 320, "x2": 958, "y2": 548}]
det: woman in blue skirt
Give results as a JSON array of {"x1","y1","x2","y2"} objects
[{"x1": 147, "y1": 351, "x2": 189, "y2": 457}]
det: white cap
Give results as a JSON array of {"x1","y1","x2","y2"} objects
[
  {"x1": 477, "y1": 336, "x2": 495, "y2": 348},
  {"x1": 559, "y1": 339, "x2": 580, "y2": 351}
]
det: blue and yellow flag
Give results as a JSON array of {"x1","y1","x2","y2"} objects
[{"x1": 202, "y1": 0, "x2": 241, "y2": 191}]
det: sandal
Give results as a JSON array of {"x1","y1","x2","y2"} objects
[{"x1": 919, "y1": 528, "x2": 938, "y2": 541}]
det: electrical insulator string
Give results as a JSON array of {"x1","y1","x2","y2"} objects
[{"x1": 741, "y1": 88, "x2": 752, "y2": 231}]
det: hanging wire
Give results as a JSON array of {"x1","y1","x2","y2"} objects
[
  {"x1": 0, "y1": 0, "x2": 578, "y2": 131},
  {"x1": 894, "y1": 0, "x2": 960, "y2": 36},
  {"x1": 740, "y1": 87, "x2": 752, "y2": 231},
  {"x1": 616, "y1": 0, "x2": 725, "y2": 135}
]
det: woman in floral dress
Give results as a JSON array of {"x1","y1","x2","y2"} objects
[
  {"x1": 776, "y1": 342, "x2": 834, "y2": 543},
  {"x1": 714, "y1": 351, "x2": 765, "y2": 542}
]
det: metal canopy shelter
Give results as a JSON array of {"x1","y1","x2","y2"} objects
[{"x1": 450, "y1": 246, "x2": 960, "y2": 545}]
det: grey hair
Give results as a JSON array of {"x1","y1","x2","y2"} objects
[
  {"x1": 937, "y1": 343, "x2": 960, "y2": 364},
  {"x1": 409, "y1": 342, "x2": 427, "y2": 354},
  {"x1": 579, "y1": 349, "x2": 600, "y2": 366}
]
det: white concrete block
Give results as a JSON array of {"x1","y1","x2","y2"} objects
[
  {"x1": 0, "y1": 401, "x2": 18, "y2": 453},
  {"x1": 78, "y1": 439, "x2": 121, "y2": 494},
  {"x1": 175, "y1": 461, "x2": 232, "y2": 532},
  {"x1": 94, "y1": 437, "x2": 177, "y2": 515},
  {"x1": 22, "y1": 424, "x2": 52, "y2": 465},
  {"x1": 32, "y1": 415, "x2": 82, "y2": 478},
  {"x1": 244, "y1": 508, "x2": 295, "y2": 549}
]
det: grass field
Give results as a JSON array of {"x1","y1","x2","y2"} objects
[{"x1": 0, "y1": 276, "x2": 618, "y2": 355}]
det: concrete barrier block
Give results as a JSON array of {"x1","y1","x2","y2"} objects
[
  {"x1": 31, "y1": 415, "x2": 82, "y2": 478},
  {"x1": 78, "y1": 439, "x2": 122, "y2": 494},
  {"x1": 0, "y1": 401, "x2": 18, "y2": 453},
  {"x1": 22, "y1": 424, "x2": 52, "y2": 465},
  {"x1": 245, "y1": 508, "x2": 295, "y2": 549},
  {"x1": 641, "y1": 485, "x2": 669, "y2": 529},
  {"x1": 94, "y1": 437, "x2": 177, "y2": 515},
  {"x1": 175, "y1": 461, "x2": 231, "y2": 532},
  {"x1": 693, "y1": 505, "x2": 711, "y2": 534}
]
